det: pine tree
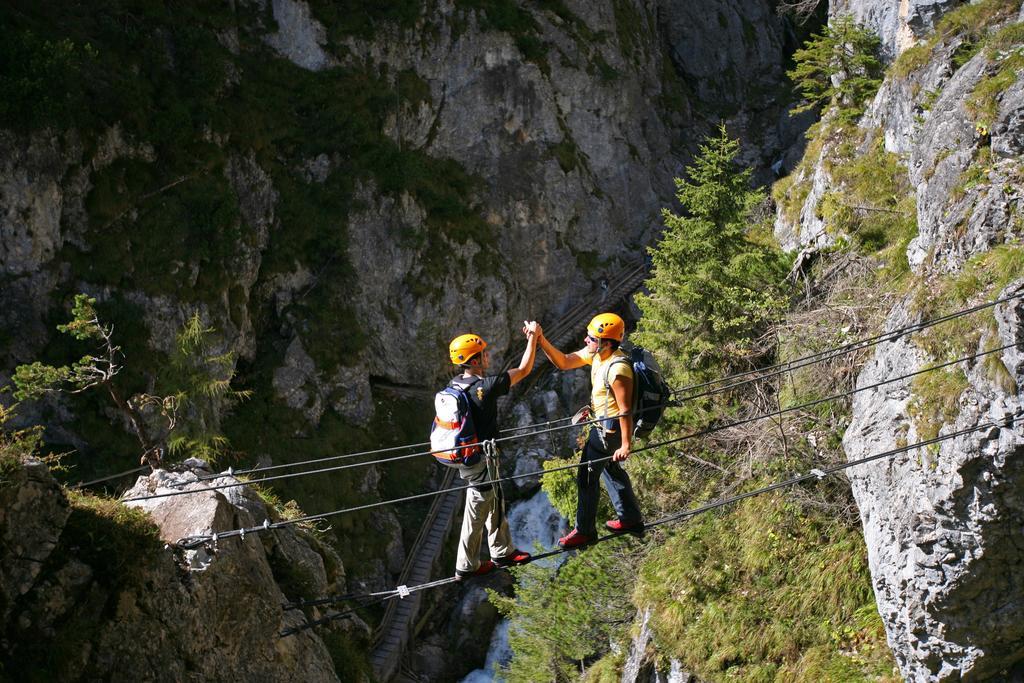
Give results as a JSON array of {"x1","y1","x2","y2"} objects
[
  {"x1": 788, "y1": 14, "x2": 883, "y2": 122},
  {"x1": 11, "y1": 296, "x2": 247, "y2": 467},
  {"x1": 633, "y1": 126, "x2": 790, "y2": 411}
]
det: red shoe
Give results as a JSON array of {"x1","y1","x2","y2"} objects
[
  {"x1": 456, "y1": 560, "x2": 495, "y2": 580},
  {"x1": 557, "y1": 529, "x2": 593, "y2": 549},
  {"x1": 494, "y1": 549, "x2": 532, "y2": 567},
  {"x1": 605, "y1": 519, "x2": 644, "y2": 534}
]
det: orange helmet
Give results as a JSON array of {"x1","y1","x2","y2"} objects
[
  {"x1": 449, "y1": 333, "x2": 487, "y2": 365},
  {"x1": 587, "y1": 313, "x2": 625, "y2": 342}
]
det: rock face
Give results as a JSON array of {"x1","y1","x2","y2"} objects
[
  {"x1": 778, "y1": 2, "x2": 1024, "y2": 679},
  {"x1": 844, "y1": 290, "x2": 1024, "y2": 681},
  {"x1": 0, "y1": 0, "x2": 798, "y2": 392},
  {"x1": 832, "y1": 0, "x2": 967, "y2": 58},
  {"x1": 0, "y1": 460, "x2": 358, "y2": 681},
  {"x1": 0, "y1": 3, "x2": 802, "y2": 654}
]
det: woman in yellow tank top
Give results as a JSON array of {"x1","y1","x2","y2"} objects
[{"x1": 537, "y1": 312, "x2": 644, "y2": 548}]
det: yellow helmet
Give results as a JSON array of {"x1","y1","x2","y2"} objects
[
  {"x1": 587, "y1": 313, "x2": 625, "y2": 342},
  {"x1": 449, "y1": 333, "x2": 487, "y2": 365}
]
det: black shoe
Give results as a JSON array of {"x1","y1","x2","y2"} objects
[
  {"x1": 456, "y1": 560, "x2": 495, "y2": 580},
  {"x1": 494, "y1": 549, "x2": 532, "y2": 567}
]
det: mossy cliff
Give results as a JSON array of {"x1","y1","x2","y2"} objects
[
  {"x1": 771, "y1": 0, "x2": 1024, "y2": 680},
  {"x1": 492, "y1": 2, "x2": 1024, "y2": 682},
  {"x1": 0, "y1": 458, "x2": 356, "y2": 682}
]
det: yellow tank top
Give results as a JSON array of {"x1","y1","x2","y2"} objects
[{"x1": 583, "y1": 349, "x2": 633, "y2": 418}]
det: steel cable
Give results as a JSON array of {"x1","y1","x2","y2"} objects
[
  {"x1": 172, "y1": 339, "x2": 1018, "y2": 546},
  {"x1": 278, "y1": 414, "x2": 1018, "y2": 636},
  {"x1": 105, "y1": 292, "x2": 1022, "y2": 492}
]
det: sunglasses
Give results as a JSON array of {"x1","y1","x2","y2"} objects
[{"x1": 585, "y1": 334, "x2": 600, "y2": 344}]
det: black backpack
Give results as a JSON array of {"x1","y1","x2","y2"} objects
[{"x1": 603, "y1": 345, "x2": 672, "y2": 440}]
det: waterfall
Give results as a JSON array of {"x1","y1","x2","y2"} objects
[{"x1": 460, "y1": 490, "x2": 565, "y2": 682}]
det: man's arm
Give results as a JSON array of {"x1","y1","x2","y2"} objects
[
  {"x1": 537, "y1": 332, "x2": 589, "y2": 371},
  {"x1": 508, "y1": 322, "x2": 540, "y2": 386},
  {"x1": 610, "y1": 375, "x2": 633, "y2": 462}
]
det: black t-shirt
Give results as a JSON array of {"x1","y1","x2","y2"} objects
[{"x1": 451, "y1": 372, "x2": 511, "y2": 441}]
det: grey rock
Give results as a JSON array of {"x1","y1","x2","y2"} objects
[
  {"x1": 273, "y1": 336, "x2": 325, "y2": 425},
  {"x1": 0, "y1": 131, "x2": 68, "y2": 276},
  {"x1": 447, "y1": 578, "x2": 511, "y2": 675},
  {"x1": 833, "y1": 0, "x2": 966, "y2": 60},
  {"x1": 844, "y1": 287, "x2": 1024, "y2": 681},
  {"x1": 1, "y1": 461, "x2": 347, "y2": 681},
  {"x1": 272, "y1": 335, "x2": 375, "y2": 427},
  {"x1": 263, "y1": 0, "x2": 338, "y2": 71},
  {"x1": 991, "y1": 76, "x2": 1024, "y2": 159},
  {"x1": 908, "y1": 48, "x2": 1023, "y2": 273},
  {"x1": 509, "y1": 446, "x2": 550, "y2": 494},
  {"x1": 0, "y1": 458, "x2": 71, "y2": 622}
]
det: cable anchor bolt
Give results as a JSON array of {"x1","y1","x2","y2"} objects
[{"x1": 397, "y1": 585, "x2": 411, "y2": 599}]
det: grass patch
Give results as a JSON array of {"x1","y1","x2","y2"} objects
[
  {"x1": 888, "y1": 0, "x2": 1020, "y2": 81},
  {"x1": 907, "y1": 367, "x2": 969, "y2": 441},
  {"x1": 772, "y1": 118, "x2": 844, "y2": 230},
  {"x1": 912, "y1": 244, "x2": 1024, "y2": 361},
  {"x1": 772, "y1": 171, "x2": 808, "y2": 226},
  {"x1": 890, "y1": 43, "x2": 933, "y2": 79},
  {"x1": 552, "y1": 136, "x2": 579, "y2": 173},
  {"x1": 966, "y1": 33, "x2": 1024, "y2": 128},
  {"x1": 61, "y1": 490, "x2": 162, "y2": 587},
  {"x1": 949, "y1": 145, "x2": 994, "y2": 204},
  {"x1": 612, "y1": 0, "x2": 647, "y2": 59},
  {"x1": 819, "y1": 131, "x2": 918, "y2": 281},
  {"x1": 637, "y1": 494, "x2": 897, "y2": 682}
]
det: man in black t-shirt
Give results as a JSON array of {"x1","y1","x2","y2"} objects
[{"x1": 446, "y1": 323, "x2": 541, "y2": 578}]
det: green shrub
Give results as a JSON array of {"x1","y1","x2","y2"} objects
[
  {"x1": 0, "y1": 28, "x2": 94, "y2": 129},
  {"x1": 0, "y1": 404, "x2": 44, "y2": 488},
  {"x1": 493, "y1": 543, "x2": 638, "y2": 682}
]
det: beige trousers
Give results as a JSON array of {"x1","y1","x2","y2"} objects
[{"x1": 456, "y1": 486, "x2": 513, "y2": 573}]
